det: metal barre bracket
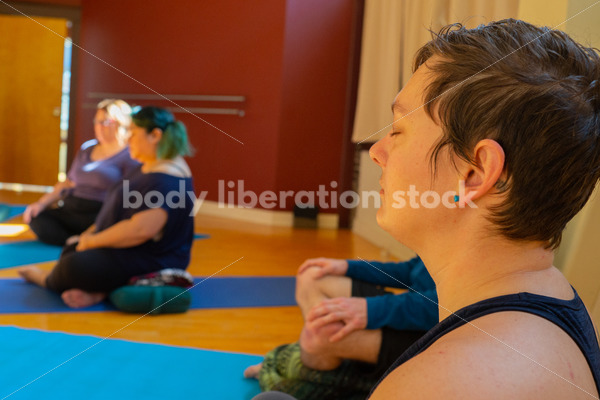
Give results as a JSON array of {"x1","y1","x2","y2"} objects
[{"x1": 86, "y1": 92, "x2": 246, "y2": 117}]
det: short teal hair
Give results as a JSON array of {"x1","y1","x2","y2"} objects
[{"x1": 131, "y1": 106, "x2": 194, "y2": 159}]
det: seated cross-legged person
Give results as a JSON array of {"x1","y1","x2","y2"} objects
[
  {"x1": 253, "y1": 18, "x2": 600, "y2": 400},
  {"x1": 245, "y1": 256, "x2": 437, "y2": 400},
  {"x1": 19, "y1": 106, "x2": 195, "y2": 308},
  {"x1": 367, "y1": 20, "x2": 600, "y2": 399},
  {"x1": 24, "y1": 99, "x2": 139, "y2": 246}
]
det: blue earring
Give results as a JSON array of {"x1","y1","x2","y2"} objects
[{"x1": 453, "y1": 195, "x2": 459, "y2": 203}]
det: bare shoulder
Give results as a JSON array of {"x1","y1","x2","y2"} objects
[{"x1": 370, "y1": 311, "x2": 598, "y2": 400}]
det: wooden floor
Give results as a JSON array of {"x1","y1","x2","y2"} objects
[{"x1": 0, "y1": 191, "x2": 387, "y2": 356}]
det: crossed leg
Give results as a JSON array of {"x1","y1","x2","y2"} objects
[
  {"x1": 295, "y1": 266, "x2": 382, "y2": 370},
  {"x1": 18, "y1": 266, "x2": 50, "y2": 287},
  {"x1": 244, "y1": 266, "x2": 383, "y2": 378},
  {"x1": 19, "y1": 265, "x2": 105, "y2": 309}
]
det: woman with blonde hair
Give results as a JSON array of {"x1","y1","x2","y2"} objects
[{"x1": 24, "y1": 99, "x2": 139, "y2": 245}]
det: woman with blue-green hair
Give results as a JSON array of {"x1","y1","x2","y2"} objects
[
  {"x1": 19, "y1": 106, "x2": 196, "y2": 309},
  {"x1": 128, "y1": 106, "x2": 194, "y2": 162}
]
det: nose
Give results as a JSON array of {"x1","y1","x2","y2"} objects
[{"x1": 369, "y1": 134, "x2": 388, "y2": 167}]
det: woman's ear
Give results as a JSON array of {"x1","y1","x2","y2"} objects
[
  {"x1": 149, "y1": 128, "x2": 163, "y2": 144},
  {"x1": 462, "y1": 139, "x2": 505, "y2": 202}
]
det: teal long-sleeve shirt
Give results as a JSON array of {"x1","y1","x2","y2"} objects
[{"x1": 346, "y1": 256, "x2": 438, "y2": 331}]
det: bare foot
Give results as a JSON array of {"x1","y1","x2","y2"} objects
[
  {"x1": 299, "y1": 322, "x2": 344, "y2": 370},
  {"x1": 61, "y1": 289, "x2": 106, "y2": 308},
  {"x1": 243, "y1": 362, "x2": 263, "y2": 379},
  {"x1": 300, "y1": 319, "x2": 343, "y2": 354},
  {"x1": 18, "y1": 266, "x2": 49, "y2": 287}
]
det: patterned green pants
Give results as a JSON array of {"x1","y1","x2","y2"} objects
[{"x1": 258, "y1": 343, "x2": 380, "y2": 400}]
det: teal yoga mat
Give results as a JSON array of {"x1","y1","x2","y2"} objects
[
  {"x1": 0, "y1": 241, "x2": 62, "y2": 269},
  {"x1": 0, "y1": 203, "x2": 26, "y2": 222},
  {"x1": 0, "y1": 234, "x2": 209, "y2": 270},
  {"x1": 0, "y1": 326, "x2": 262, "y2": 400}
]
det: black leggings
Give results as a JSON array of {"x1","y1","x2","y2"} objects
[
  {"x1": 29, "y1": 195, "x2": 102, "y2": 246},
  {"x1": 45, "y1": 244, "x2": 160, "y2": 294}
]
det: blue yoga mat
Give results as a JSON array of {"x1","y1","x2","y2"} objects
[
  {"x1": 0, "y1": 276, "x2": 296, "y2": 313},
  {"x1": 0, "y1": 235, "x2": 209, "y2": 270},
  {"x1": 0, "y1": 326, "x2": 262, "y2": 400}
]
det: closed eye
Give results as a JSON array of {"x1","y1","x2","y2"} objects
[{"x1": 390, "y1": 131, "x2": 402, "y2": 137}]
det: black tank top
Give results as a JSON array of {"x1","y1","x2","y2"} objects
[{"x1": 371, "y1": 290, "x2": 600, "y2": 396}]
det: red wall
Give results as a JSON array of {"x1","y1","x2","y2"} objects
[
  {"x1": 276, "y1": 0, "x2": 356, "y2": 211},
  {"x1": 19, "y1": 0, "x2": 358, "y2": 212},
  {"x1": 75, "y1": 0, "x2": 287, "y2": 200}
]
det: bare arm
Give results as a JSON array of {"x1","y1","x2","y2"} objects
[
  {"x1": 76, "y1": 208, "x2": 167, "y2": 251},
  {"x1": 369, "y1": 312, "x2": 597, "y2": 400},
  {"x1": 23, "y1": 180, "x2": 75, "y2": 223}
]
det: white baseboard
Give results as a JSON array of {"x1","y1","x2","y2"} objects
[
  {"x1": 317, "y1": 213, "x2": 340, "y2": 229},
  {"x1": 196, "y1": 200, "x2": 339, "y2": 229}
]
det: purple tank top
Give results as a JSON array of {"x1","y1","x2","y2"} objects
[{"x1": 67, "y1": 139, "x2": 140, "y2": 202}]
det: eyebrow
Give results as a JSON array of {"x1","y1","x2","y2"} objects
[{"x1": 391, "y1": 101, "x2": 409, "y2": 115}]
